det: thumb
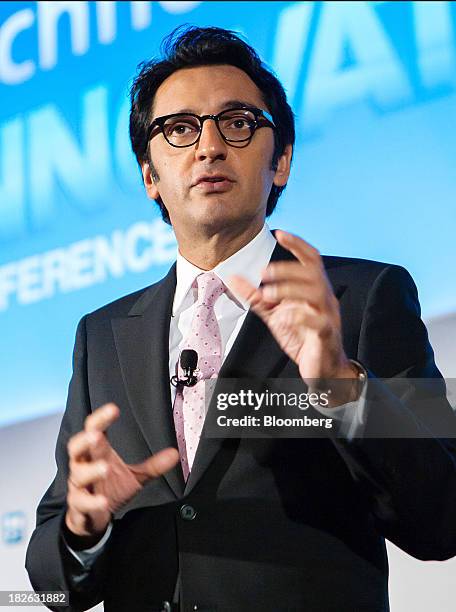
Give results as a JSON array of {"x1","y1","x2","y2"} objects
[
  {"x1": 131, "y1": 447, "x2": 179, "y2": 485},
  {"x1": 229, "y1": 274, "x2": 276, "y2": 318},
  {"x1": 229, "y1": 275, "x2": 259, "y2": 304}
]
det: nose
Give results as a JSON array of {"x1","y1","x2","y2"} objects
[{"x1": 194, "y1": 117, "x2": 227, "y2": 161}]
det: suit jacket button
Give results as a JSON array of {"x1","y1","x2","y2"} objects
[{"x1": 180, "y1": 504, "x2": 197, "y2": 520}]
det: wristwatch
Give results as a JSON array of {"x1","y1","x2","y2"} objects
[{"x1": 348, "y1": 359, "x2": 368, "y2": 399}]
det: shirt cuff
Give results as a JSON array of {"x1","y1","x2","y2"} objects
[
  {"x1": 314, "y1": 380, "x2": 368, "y2": 441},
  {"x1": 64, "y1": 522, "x2": 113, "y2": 567}
]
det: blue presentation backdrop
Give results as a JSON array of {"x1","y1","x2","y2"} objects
[{"x1": 1, "y1": 1, "x2": 455, "y2": 426}]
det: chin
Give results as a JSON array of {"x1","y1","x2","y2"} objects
[{"x1": 192, "y1": 199, "x2": 236, "y2": 224}]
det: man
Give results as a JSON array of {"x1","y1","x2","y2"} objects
[{"x1": 26, "y1": 26, "x2": 456, "y2": 612}]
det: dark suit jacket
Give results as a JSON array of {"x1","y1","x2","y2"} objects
[{"x1": 26, "y1": 243, "x2": 456, "y2": 612}]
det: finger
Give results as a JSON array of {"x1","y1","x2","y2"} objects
[
  {"x1": 261, "y1": 282, "x2": 325, "y2": 306},
  {"x1": 86, "y1": 430, "x2": 114, "y2": 462},
  {"x1": 69, "y1": 460, "x2": 108, "y2": 488},
  {"x1": 130, "y1": 447, "x2": 180, "y2": 485},
  {"x1": 229, "y1": 275, "x2": 260, "y2": 304},
  {"x1": 67, "y1": 430, "x2": 100, "y2": 462},
  {"x1": 229, "y1": 275, "x2": 276, "y2": 311},
  {"x1": 261, "y1": 261, "x2": 317, "y2": 284},
  {"x1": 84, "y1": 403, "x2": 120, "y2": 433},
  {"x1": 67, "y1": 488, "x2": 109, "y2": 514},
  {"x1": 274, "y1": 230, "x2": 321, "y2": 267}
]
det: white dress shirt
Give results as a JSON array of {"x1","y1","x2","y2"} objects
[{"x1": 169, "y1": 223, "x2": 276, "y2": 400}]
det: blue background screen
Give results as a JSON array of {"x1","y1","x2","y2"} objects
[{"x1": 1, "y1": 1, "x2": 455, "y2": 425}]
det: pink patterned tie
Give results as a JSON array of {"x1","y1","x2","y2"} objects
[{"x1": 173, "y1": 272, "x2": 225, "y2": 480}]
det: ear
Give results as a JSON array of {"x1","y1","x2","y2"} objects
[
  {"x1": 141, "y1": 160, "x2": 160, "y2": 200},
  {"x1": 272, "y1": 144, "x2": 293, "y2": 188}
]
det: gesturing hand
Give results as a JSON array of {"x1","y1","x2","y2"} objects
[
  {"x1": 65, "y1": 403, "x2": 179, "y2": 544},
  {"x1": 230, "y1": 230, "x2": 358, "y2": 399}
]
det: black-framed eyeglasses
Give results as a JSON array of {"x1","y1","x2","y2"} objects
[{"x1": 147, "y1": 106, "x2": 276, "y2": 148}]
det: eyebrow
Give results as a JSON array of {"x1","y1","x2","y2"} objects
[{"x1": 166, "y1": 100, "x2": 262, "y2": 115}]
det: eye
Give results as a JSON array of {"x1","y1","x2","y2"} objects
[
  {"x1": 164, "y1": 116, "x2": 200, "y2": 138},
  {"x1": 169, "y1": 123, "x2": 196, "y2": 135},
  {"x1": 219, "y1": 110, "x2": 256, "y2": 134},
  {"x1": 224, "y1": 116, "x2": 253, "y2": 130},
  {"x1": 229, "y1": 118, "x2": 250, "y2": 129}
]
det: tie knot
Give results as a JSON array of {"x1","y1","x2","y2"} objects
[{"x1": 196, "y1": 272, "x2": 225, "y2": 307}]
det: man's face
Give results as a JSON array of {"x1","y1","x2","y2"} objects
[{"x1": 142, "y1": 65, "x2": 291, "y2": 237}]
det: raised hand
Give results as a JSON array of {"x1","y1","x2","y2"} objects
[
  {"x1": 230, "y1": 230, "x2": 358, "y2": 398},
  {"x1": 65, "y1": 403, "x2": 179, "y2": 544}
]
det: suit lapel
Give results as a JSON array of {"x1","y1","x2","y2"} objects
[{"x1": 112, "y1": 264, "x2": 185, "y2": 498}]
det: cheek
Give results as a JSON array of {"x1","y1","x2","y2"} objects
[
  {"x1": 242, "y1": 143, "x2": 275, "y2": 191},
  {"x1": 249, "y1": 159, "x2": 275, "y2": 197},
  {"x1": 151, "y1": 145, "x2": 188, "y2": 188},
  {"x1": 158, "y1": 159, "x2": 188, "y2": 199}
]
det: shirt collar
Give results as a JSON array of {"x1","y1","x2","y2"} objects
[{"x1": 172, "y1": 224, "x2": 276, "y2": 315}]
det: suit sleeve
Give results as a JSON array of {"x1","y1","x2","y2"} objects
[
  {"x1": 25, "y1": 316, "x2": 110, "y2": 612},
  {"x1": 332, "y1": 264, "x2": 456, "y2": 561}
]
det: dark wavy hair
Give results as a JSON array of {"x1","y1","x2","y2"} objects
[{"x1": 129, "y1": 25, "x2": 295, "y2": 224}]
